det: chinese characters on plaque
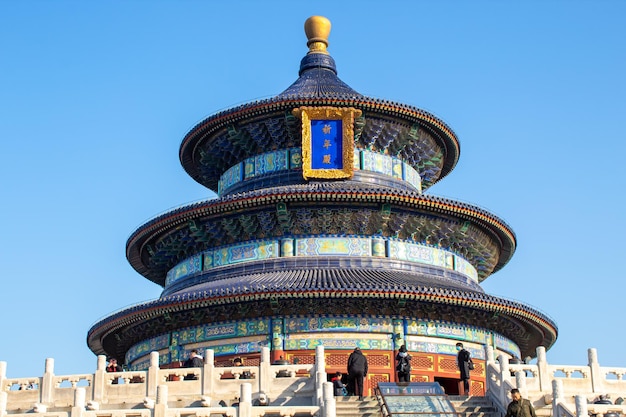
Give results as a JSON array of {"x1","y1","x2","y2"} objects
[
  {"x1": 293, "y1": 106, "x2": 362, "y2": 180},
  {"x1": 311, "y1": 120, "x2": 342, "y2": 169}
]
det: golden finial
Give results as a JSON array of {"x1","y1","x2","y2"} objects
[{"x1": 304, "y1": 16, "x2": 331, "y2": 55}]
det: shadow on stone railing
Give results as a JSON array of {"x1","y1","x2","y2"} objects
[
  {"x1": 0, "y1": 346, "x2": 332, "y2": 417},
  {"x1": 485, "y1": 345, "x2": 626, "y2": 417}
]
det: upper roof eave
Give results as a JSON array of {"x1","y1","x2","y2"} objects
[
  {"x1": 125, "y1": 184, "x2": 516, "y2": 285},
  {"x1": 179, "y1": 95, "x2": 460, "y2": 190}
]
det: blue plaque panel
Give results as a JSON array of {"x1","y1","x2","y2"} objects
[{"x1": 310, "y1": 119, "x2": 343, "y2": 169}]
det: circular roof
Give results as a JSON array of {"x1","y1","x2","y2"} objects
[
  {"x1": 126, "y1": 182, "x2": 516, "y2": 285},
  {"x1": 87, "y1": 270, "x2": 557, "y2": 361},
  {"x1": 179, "y1": 17, "x2": 459, "y2": 193}
]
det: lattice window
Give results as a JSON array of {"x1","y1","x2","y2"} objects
[
  {"x1": 326, "y1": 353, "x2": 349, "y2": 367},
  {"x1": 470, "y1": 362, "x2": 483, "y2": 376},
  {"x1": 366, "y1": 353, "x2": 391, "y2": 367},
  {"x1": 287, "y1": 353, "x2": 315, "y2": 364},
  {"x1": 369, "y1": 373, "x2": 390, "y2": 388},
  {"x1": 411, "y1": 374, "x2": 429, "y2": 382},
  {"x1": 412, "y1": 354, "x2": 434, "y2": 371},
  {"x1": 470, "y1": 380, "x2": 484, "y2": 396},
  {"x1": 438, "y1": 357, "x2": 459, "y2": 373}
]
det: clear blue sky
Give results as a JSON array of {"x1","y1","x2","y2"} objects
[{"x1": 1, "y1": 1, "x2": 625, "y2": 378}]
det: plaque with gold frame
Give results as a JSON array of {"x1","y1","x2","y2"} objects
[{"x1": 293, "y1": 106, "x2": 362, "y2": 180}]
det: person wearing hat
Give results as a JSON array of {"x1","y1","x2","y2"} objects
[
  {"x1": 347, "y1": 347, "x2": 368, "y2": 400},
  {"x1": 395, "y1": 345, "x2": 412, "y2": 383}
]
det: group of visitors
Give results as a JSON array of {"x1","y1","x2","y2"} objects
[
  {"x1": 330, "y1": 347, "x2": 369, "y2": 400},
  {"x1": 332, "y1": 342, "x2": 471, "y2": 398},
  {"x1": 102, "y1": 345, "x2": 534, "y2": 417},
  {"x1": 331, "y1": 344, "x2": 410, "y2": 400},
  {"x1": 105, "y1": 344, "x2": 535, "y2": 414}
]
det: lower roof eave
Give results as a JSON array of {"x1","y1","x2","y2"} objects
[{"x1": 87, "y1": 289, "x2": 557, "y2": 361}]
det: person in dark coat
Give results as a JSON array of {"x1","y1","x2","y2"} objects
[
  {"x1": 347, "y1": 347, "x2": 368, "y2": 400},
  {"x1": 106, "y1": 358, "x2": 122, "y2": 372},
  {"x1": 456, "y1": 342, "x2": 471, "y2": 395},
  {"x1": 106, "y1": 358, "x2": 122, "y2": 384},
  {"x1": 234, "y1": 357, "x2": 252, "y2": 379},
  {"x1": 395, "y1": 345, "x2": 412, "y2": 383},
  {"x1": 185, "y1": 349, "x2": 204, "y2": 367},
  {"x1": 183, "y1": 349, "x2": 204, "y2": 380},
  {"x1": 505, "y1": 388, "x2": 537, "y2": 417}
]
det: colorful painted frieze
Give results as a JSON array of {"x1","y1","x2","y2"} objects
[
  {"x1": 126, "y1": 333, "x2": 171, "y2": 364},
  {"x1": 494, "y1": 333, "x2": 522, "y2": 358},
  {"x1": 165, "y1": 255, "x2": 202, "y2": 286},
  {"x1": 218, "y1": 147, "x2": 424, "y2": 195},
  {"x1": 218, "y1": 162, "x2": 244, "y2": 195},
  {"x1": 403, "y1": 163, "x2": 422, "y2": 193},
  {"x1": 255, "y1": 149, "x2": 289, "y2": 176},
  {"x1": 244, "y1": 157, "x2": 255, "y2": 179},
  {"x1": 454, "y1": 256, "x2": 478, "y2": 281},
  {"x1": 289, "y1": 147, "x2": 302, "y2": 169},
  {"x1": 213, "y1": 240, "x2": 279, "y2": 266},
  {"x1": 295, "y1": 236, "x2": 371, "y2": 256},
  {"x1": 361, "y1": 150, "x2": 393, "y2": 176},
  {"x1": 284, "y1": 333, "x2": 392, "y2": 350},
  {"x1": 392, "y1": 157, "x2": 403, "y2": 180},
  {"x1": 285, "y1": 316, "x2": 393, "y2": 333}
]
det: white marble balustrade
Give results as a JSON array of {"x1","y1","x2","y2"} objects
[
  {"x1": 0, "y1": 346, "x2": 327, "y2": 417},
  {"x1": 485, "y1": 346, "x2": 626, "y2": 417}
]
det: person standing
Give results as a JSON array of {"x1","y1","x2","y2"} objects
[
  {"x1": 183, "y1": 349, "x2": 204, "y2": 380},
  {"x1": 347, "y1": 347, "x2": 368, "y2": 400},
  {"x1": 185, "y1": 349, "x2": 204, "y2": 368},
  {"x1": 106, "y1": 358, "x2": 122, "y2": 372},
  {"x1": 106, "y1": 358, "x2": 122, "y2": 384},
  {"x1": 456, "y1": 342, "x2": 471, "y2": 395},
  {"x1": 505, "y1": 388, "x2": 537, "y2": 417},
  {"x1": 234, "y1": 357, "x2": 252, "y2": 379},
  {"x1": 395, "y1": 345, "x2": 412, "y2": 383}
]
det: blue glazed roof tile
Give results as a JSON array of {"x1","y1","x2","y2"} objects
[{"x1": 277, "y1": 53, "x2": 362, "y2": 99}]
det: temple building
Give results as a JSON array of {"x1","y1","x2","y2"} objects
[{"x1": 87, "y1": 16, "x2": 557, "y2": 396}]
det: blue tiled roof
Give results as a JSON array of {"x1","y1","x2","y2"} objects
[
  {"x1": 277, "y1": 52, "x2": 362, "y2": 99},
  {"x1": 163, "y1": 262, "x2": 484, "y2": 297}
]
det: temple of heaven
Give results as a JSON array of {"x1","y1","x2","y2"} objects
[{"x1": 87, "y1": 16, "x2": 557, "y2": 395}]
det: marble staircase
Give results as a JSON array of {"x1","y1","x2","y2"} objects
[
  {"x1": 336, "y1": 396, "x2": 381, "y2": 417},
  {"x1": 443, "y1": 396, "x2": 502, "y2": 417}
]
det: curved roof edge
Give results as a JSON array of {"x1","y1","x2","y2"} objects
[
  {"x1": 87, "y1": 285, "x2": 557, "y2": 360},
  {"x1": 126, "y1": 184, "x2": 516, "y2": 284},
  {"x1": 179, "y1": 96, "x2": 460, "y2": 190}
]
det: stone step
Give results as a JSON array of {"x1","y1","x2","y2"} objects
[
  {"x1": 448, "y1": 395, "x2": 502, "y2": 417},
  {"x1": 336, "y1": 396, "x2": 381, "y2": 417},
  {"x1": 449, "y1": 396, "x2": 495, "y2": 404},
  {"x1": 451, "y1": 405, "x2": 498, "y2": 412}
]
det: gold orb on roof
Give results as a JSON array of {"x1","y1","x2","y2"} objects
[{"x1": 304, "y1": 15, "x2": 331, "y2": 54}]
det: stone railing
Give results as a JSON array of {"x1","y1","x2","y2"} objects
[
  {"x1": 485, "y1": 346, "x2": 626, "y2": 417},
  {"x1": 0, "y1": 346, "x2": 335, "y2": 417}
]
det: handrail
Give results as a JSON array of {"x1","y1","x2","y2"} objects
[
  {"x1": 485, "y1": 390, "x2": 507, "y2": 417},
  {"x1": 374, "y1": 386, "x2": 391, "y2": 417},
  {"x1": 555, "y1": 402, "x2": 576, "y2": 417}
]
